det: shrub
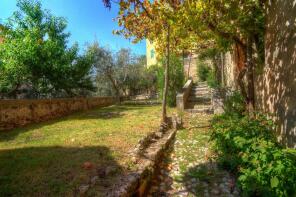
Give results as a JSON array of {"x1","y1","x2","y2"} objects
[
  {"x1": 157, "y1": 55, "x2": 184, "y2": 107},
  {"x1": 211, "y1": 93, "x2": 296, "y2": 197},
  {"x1": 197, "y1": 62, "x2": 210, "y2": 81},
  {"x1": 223, "y1": 91, "x2": 246, "y2": 118},
  {"x1": 206, "y1": 69, "x2": 219, "y2": 88},
  {"x1": 197, "y1": 61, "x2": 218, "y2": 88}
]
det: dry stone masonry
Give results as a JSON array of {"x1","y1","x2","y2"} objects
[{"x1": 0, "y1": 97, "x2": 117, "y2": 130}]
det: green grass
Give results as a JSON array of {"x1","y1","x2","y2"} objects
[{"x1": 0, "y1": 104, "x2": 168, "y2": 196}]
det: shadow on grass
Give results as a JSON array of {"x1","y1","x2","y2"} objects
[
  {"x1": 0, "y1": 104, "x2": 157, "y2": 142},
  {"x1": 0, "y1": 145, "x2": 123, "y2": 196}
]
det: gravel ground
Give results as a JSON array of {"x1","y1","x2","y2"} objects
[{"x1": 147, "y1": 113, "x2": 240, "y2": 197}]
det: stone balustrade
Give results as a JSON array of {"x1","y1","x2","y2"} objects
[{"x1": 176, "y1": 80, "x2": 193, "y2": 111}]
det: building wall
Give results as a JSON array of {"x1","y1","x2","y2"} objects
[
  {"x1": 146, "y1": 39, "x2": 157, "y2": 67},
  {"x1": 0, "y1": 97, "x2": 117, "y2": 131},
  {"x1": 183, "y1": 54, "x2": 198, "y2": 81},
  {"x1": 254, "y1": 0, "x2": 296, "y2": 148}
]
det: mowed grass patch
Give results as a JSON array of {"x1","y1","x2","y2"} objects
[{"x1": 0, "y1": 104, "x2": 170, "y2": 196}]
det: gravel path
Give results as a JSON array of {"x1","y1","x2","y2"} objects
[{"x1": 148, "y1": 113, "x2": 240, "y2": 197}]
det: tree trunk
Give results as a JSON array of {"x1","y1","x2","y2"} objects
[
  {"x1": 107, "y1": 74, "x2": 121, "y2": 102},
  {"x1": 235, "y1": 42, "x2": 248, "y2": 105},
  {"x1": 220, "y1": 53, "x2": 225, "y2": 87},
  {"x1": 246, "y1": 37, "x2": 255, "y2": 112},
  {"x1": 187, "y1": 51, "x2": 192, "y2": 80},
  {"x1": 162, "y1": 25, "x2": 170, "y2": 123},
  {"x1": 237, "y1": 68, "x2": 248, "y2": 102},
  {"x1": 235, "y1": 39, "x2": 255, "y2": 112}
]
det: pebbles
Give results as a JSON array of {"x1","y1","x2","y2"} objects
[{"x1": 147, "y1": 113, "x2": 240, "y2": 196}]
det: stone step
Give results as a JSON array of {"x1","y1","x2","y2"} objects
[
  {"x1": 191, "y1": 86, "x2": 209, "y2": 90},
  {"x1": 185, "y1": 107, "x2": 213, "y2": 114},
  {"x1": 193, "y1": 104, "x2": 212, "y2": 109},
  {"x1": 190, "y1": 91, "x2": 211, "y2": 96},
  {"x1": 191, "y1": 88, "x2": 211, "y2": 92},
  {"x1": 186, "y1": 104, "x2": 212, "y2": 110},
  {"x1": 187, "y1": 101, "x2": 212, "y2": 108},
  {"x1": 197, "y1": 81, "x2": 207, "y2": 85},
  {"x1": 187, "y1": 96, "x2": 211, "y2": 102},
  {"x1": 191, "y1": 87, "x2": 210, "y2": 91}
]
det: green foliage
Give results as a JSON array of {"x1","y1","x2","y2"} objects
[
  {"x1": 0, "y1": 0, "x2": 94, "y2": 98},
  {"x1": 223, "y1": 91, "x2": 246, "y2": 118},
  {"x1": 197, "y1": 61, "x2": 218, "y2": 88},
  {"x1": 157, "y1": 55, "x2": 184, "y2": 107},
  {"x1": 206, "y1": 70, "x2": 218, "y2": 88},
  {"x1": 88, "y1": 43, "x2": 156, "y2": 97},
  {"x1": 211, "y1": 93, "x2": 296, "y2": 197},
  {"x1": 197, "y1": 62, "x2": 210, "y2": 82}
]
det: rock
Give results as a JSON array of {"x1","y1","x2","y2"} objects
[
  {"x1": 176, "y1": 191, "x2": 188, "y2": 196},
  {"x1": 219, "y1": 183, "x2": 225, "y2": 188},
  {"x1": 82, "y1": 161, "x2": 94, "y2": 170},
  {"x1": 79, "y1": 185, "x2": 89, "y2": 194},
  {"x1": 160, "y1": 185, "x2": 166, "y2": 191},
  {"x1": 204, "y1": 189, "x2": 209, "y2": 197},
  {"x1": 212, "y1": 189, "x2": 220, "y2": 195},
  {"x1": 131, "y1": 156, "x2": 138, "y2": 163},
  {"x1": 158, "y1": 175, "x2": 164, "y2": 180},
  {"x1": 233, "y1": 189, "x2": 239, "y2": 196},
  {"x1": 90, "y1": 176, "x2": 98, "y2": 186},
  {"x1": 105, "y1": 166, "x2": 116, "y2": 175},
  {"x1": 202, "y1": 182, "x2": 208, "y2": 188},
  {"x1": 155, "y1": 132, "x2": 163, "y2": 138}
]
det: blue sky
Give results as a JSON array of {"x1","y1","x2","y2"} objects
[{"x1": 0, "y1": 0, "x2": 146, "y2": 55}]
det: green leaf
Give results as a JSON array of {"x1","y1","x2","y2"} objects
[{"x1": 270, "y1": 176, "x2": 279, "y2": 188}]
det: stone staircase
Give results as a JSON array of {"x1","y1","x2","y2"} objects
[{"x1": 185, "y1": 82, "x2": 213, "y2": 113}]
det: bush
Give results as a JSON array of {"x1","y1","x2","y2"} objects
[
  {"x1": 197, "y1": 62, "x2": 210, "y2": 81},
  {"x1": 206, "y1": 69, "x2": 219, "y2": 88},
  {"x1": 211, "y1": 93, "x2": 296, "y2": 197},
  {"x1": 157, "y1": 55, "x2": 184, "y2": 107},
  {"x1": 197, "y1": 62, "x2": 218, "y2": 88},
  {"x1": 223, "y1": 91, "x2": 246, "y2": 118}
]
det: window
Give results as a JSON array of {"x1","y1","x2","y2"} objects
[{"x1": 150, "y1": 49, "x2": 155, "y2": 59}]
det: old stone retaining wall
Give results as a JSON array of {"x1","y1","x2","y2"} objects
[
  {"x1": 0, "y1": 97, "x2": 117, "y2": 130},
  {"x1": 254, "y1": 0, "x2": 296, "y2": 148},
  {"x1": 219, "y1": 1, "x2": 296, "y2": 148}
]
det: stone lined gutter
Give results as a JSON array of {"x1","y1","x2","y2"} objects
[{"x1": 106, "y1": 116, "x2": 181, "y2": 197}]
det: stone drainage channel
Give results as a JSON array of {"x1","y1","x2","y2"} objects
[{"x1": 146, "y1": 113, "x2": 240, "y2": 197}]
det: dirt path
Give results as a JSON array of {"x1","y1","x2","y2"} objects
[{"x1": 148, "y1": 113, "x2": 240, "y2": 197}]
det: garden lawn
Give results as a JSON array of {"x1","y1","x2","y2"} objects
[{"x1": 0, "y1": 104, "x2": 168, "y2": 196}]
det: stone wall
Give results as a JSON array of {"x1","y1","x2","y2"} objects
[
  {"x1": 220, "y1": 1, "x2": 296, "y2": 147},
  {"x1": 254, "y1": 0, "x2": 296, "y2": 148},
  {"x1": 0, "y1": 97, "x2": 117, "y2": 130}
]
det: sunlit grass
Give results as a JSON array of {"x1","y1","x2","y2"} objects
[{"x1": 0, "y1": 104, "x2": 173, "y2": 196}]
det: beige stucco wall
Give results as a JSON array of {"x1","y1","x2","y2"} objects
[{"x1": 146, "y1": 39, "x2": 157, "y2": 67}]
